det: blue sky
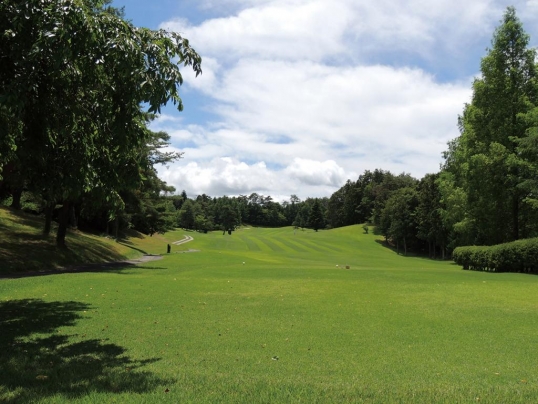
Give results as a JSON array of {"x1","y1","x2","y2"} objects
[{"x1": 112, "y1": 0, "x2": 538, "y2": 201}]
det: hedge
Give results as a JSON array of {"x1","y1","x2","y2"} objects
[{"x1": 453, "y1": 237, "x2": 538, "y2": 273}]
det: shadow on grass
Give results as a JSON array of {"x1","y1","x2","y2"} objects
[
  {"x1": 374, "y1": 239, "x2": 451, "y2": 261},
  {"x1": 0, "y1": 238, "x2": 127, "y2": 274},
  {"x1": 1, "y1": 262, "x2": 167, "y2": 279},
  {"x1": 116, "y1": 240, "x2": 148, "y2": 255},
  {"x1": 121, "y1": 228, "x2": 146, "y2": 240},
  {"x1": 0, "y1": 228, "x2": 131, "y2": 273},
  {"x1": 0, "y1": 207, "x2": 45, "y2": 231},
  {"x1": 0, "y1": 299, "x2": 171, "y2": 403}
]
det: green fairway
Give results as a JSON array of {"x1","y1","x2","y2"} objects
[{"x1": 2, "y1": 226, "x2": 538, "y2": 403}]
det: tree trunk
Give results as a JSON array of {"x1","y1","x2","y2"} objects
[
  {"x1": 69, "y1": 204, "x2": 78, "y2": 229},
  {"x1": 403, "y1": 236, "x2": 407, "y2": 256},
  {"x1": 10, "y1": 188, "x2": 22, "y2": 210},
  {"x1": 56, "y1": 201, "x2": 70, "y2": 248},
  {"x1": 43, "y1": 203, "x2": 54, "y2": 235},
  {"x1": 113, "y1": 216, "x2": 119, "y2": 239},
  {"x1": 513, "y1": 193, "x2": 519, "y2": 241}
]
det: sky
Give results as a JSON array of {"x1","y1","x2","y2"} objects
[{"x1": 113, "y1": 0, "x2": 538, "y2": 202}]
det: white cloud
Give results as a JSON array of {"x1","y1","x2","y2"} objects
[
  {"x1": 149, "y1": 0, "x2": 538, "y2": 200},
  {"x1": 163, "y1": 0, "x2": 503, "y2": 65},
  {"x1": 163, "y1": 1, "x2": 350, "y2": 61},
  {"x1": 284, "y1": 158, "x2": 347, "y2": 186},
  {"x1": 154, "y1": 60, "x2": 471, "y2": 198},
  {"x1": 156, "y1": 156, "x2": 346, "y2": 199},
  {"x1": 179, "y1": 56, "x2": 221, "y2": 93}
]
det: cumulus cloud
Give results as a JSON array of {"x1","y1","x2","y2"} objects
[
  {"x1": 148, "y1": 0, "x2": 537, "y2": 199},
  {"x1": 164, "y1": 0, "x2": 504, "y2": 65},
  {"x1": 163, "y1": 1, "x2": 350, "y2": 61},
  {"x1": 154, "y1": 61, "x2": 471, "y2": 199},
  {"x1": 156, "y1": 156, "x2": 347, "y2": 199},
  {"x1": 284, "y1": 158, "x2": 347, "y2": 186}
]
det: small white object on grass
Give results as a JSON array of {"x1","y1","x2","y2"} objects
[
  {"x1": 336, "y1": 264, "x2": 339, "y2": 267},
  {"x1": 242, "y1": 262, "x2": 245, "y2": 265}
]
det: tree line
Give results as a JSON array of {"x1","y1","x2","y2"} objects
[{"x1": 172, "y1": 193, "x2": 327, "y2": 233}]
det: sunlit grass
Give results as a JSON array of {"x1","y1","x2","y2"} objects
[{"x1": 2, "y1": 223, "x2": 538, "y2": 402}]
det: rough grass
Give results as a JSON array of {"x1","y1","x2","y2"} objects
[{"x1": 2, "y1": 224, "x2": 538, "y2": 403}]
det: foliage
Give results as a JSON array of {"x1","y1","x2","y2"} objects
[
  {"x1": 416, "y1": 173, "x2": 450, "y2": 258},
  {"x1": 453, "y1": 237, "x2": 538, "y2": 273},
  {"x1": 443, "y1": 6, "x2": 538, "y2": 245},
  {"x1": 0, "y1": 0, "x2": 201, "y2": 246},
  {"x1": 379, "y1": 187, "x2": 419, "y2": 255},
  {"x1": 307, "y1": 198, "x2": 325, "y2": 232}
]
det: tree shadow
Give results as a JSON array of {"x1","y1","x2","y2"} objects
[
  {"x1": 0, "y1": 299, "x2": 171, "y2": 403},
  {"x1": 1, "y1": 263, "x2": 167, "y2": 279},
  {"x1": 374, "y1": 239, "x2": 449, "y2": 261},
  {"x1": 0, "y1": 206, "x2": 45, "y2": 230},
  {"x1": 120, "y1": 229, "x2": 146, "y2": 240},
  {"x1": 375, "y1": 238, "x2": 397, "y2": 253},
  {"x1": 0, "y1": 237, "x2": 128, "y2": 274},
  {"x1": 116, "y1": 240, "x2": 148, "y2": 255}
]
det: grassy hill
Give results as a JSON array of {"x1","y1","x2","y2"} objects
[
  {"x1": 2, "y1": 216, "x2": 538, "y2": 403},
  {"x1": 0, "y1": 206, "x2": 170, "y2": 274}
]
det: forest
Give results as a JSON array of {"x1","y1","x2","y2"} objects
[{"x1": 2, "y1": 5, "x2": 538, "y2": 259}]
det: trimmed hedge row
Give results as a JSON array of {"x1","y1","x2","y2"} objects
[{"x1": 453, "y1": 238, "x2": 538, "y2": 273}]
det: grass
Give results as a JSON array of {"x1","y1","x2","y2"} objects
[
  {"x1": 0, "y1": 206, "x2": 169, "y2": 273},
  {"x1": 2, "y1": 218, "x2": 538, "y2": 402}
]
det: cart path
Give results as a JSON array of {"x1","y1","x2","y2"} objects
[{"x1": 172, "y1": 235, "x2": 194, "y2": 245}]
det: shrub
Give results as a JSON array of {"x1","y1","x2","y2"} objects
[{"x1": 453, "y1": 238, "x2": 538, "y2": 273}]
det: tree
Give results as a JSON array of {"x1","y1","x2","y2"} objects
[
  {"x1": 219, "y1": 205, "x2": 239, "y2": 234},
  {"x1": 370, "y1": 172, "x2": 418, "y2": 226},
  {"x1": 416, "y1": 173, "x2": 448, "y2": 258},
  {"x1": 379, "y1": 187, "x2": 419, "y2": 255},
  {"x1": 293, "y1": 206, "x2": 309, "y2": 229},
  {"x1": 178, "y1": 199, "x2": 196, "y2": 230},
  {"x1": 285, "y1": 194, "x2": 301, "y2": 224},
  {"x1": 308, "y1": 199, "x2": 325, "y2": 232},
  {"x1": 0, "y1": 0, "x2": 201, "y2": 247},
  {"x1": 326, "y1": 170, "x2": 387, "y2": 229},
  {"x1": 447, "y1": 6, "x2": 538, "y2": 245}
]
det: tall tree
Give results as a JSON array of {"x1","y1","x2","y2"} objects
[
  {"x1": 0, "y1": 0, "x2": 201, "y2": 246},
  {"x1": 416, "y1": 173, "x2": 448, "y2": 258},
  {"x1": 308, "y1": 199, "x2": 325, "y2": 232},
  {"x1": 379, "y1": 187, "x2": 419, "y2": 255},
  {"x1": 448, "y1": 6, "x2": 538, "y2": 245}
]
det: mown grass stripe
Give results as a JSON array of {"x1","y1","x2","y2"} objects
[
  {"x1": 264, "y1": 236, "x2": 306, "y2": 254},
  {"x1": 273, "y1": 237, "x2": 310, "y2": 253},
  {"x1": 287, "y1": 236, "x2": 338, "y2": 253},
  {"x1": 237, "y1": 235, "x2": 262, "y2": 251},
  {"x1": 256, "y1": 236, "x2": 285, "y2": 252}
]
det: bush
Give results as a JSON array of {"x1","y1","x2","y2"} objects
[{"x1": 453, "y1": 238, "x2": 538, "y2": 273}]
